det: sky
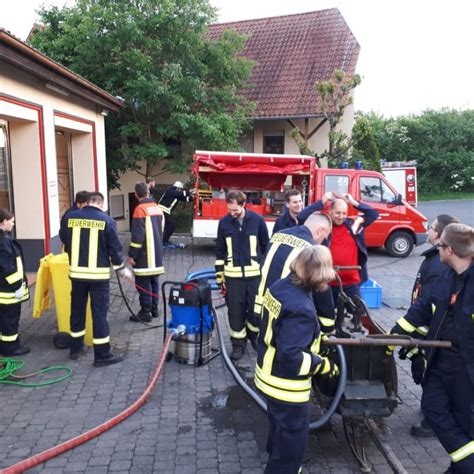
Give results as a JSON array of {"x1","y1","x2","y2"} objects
[{"x1": 2, "y1": 0, "x2": 473, "y2": 117}]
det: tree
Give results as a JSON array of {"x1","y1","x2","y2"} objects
[
  {"x1": 351, "y1": 114, "x2": 381, "y2": 171},
  {"x1": 30, "y1": 0, "x2": 255, "y2": 188},
  {"x1": 291, "y1": 69, "x2": 361, "y2": 167}
]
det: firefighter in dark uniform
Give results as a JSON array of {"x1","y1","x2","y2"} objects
[
  {"x1": 389, "y1": 223, "x2": 474, "y2": 473},
  {"x1": 253, "y1": 212, "x2": 335, "y2": 339},
  {"x1": 128, "y1": 182, "x2": 165, "y2": 322},
  {"x1": 158, "y1": 180, "x2": 193, "y2": 245},
  {"x1": 215, "y1": 190, "x2": 269, "y2": 361},
  {"x1": 0, "y1": 209, "x2": 30, "y2": 356},
  {"x1": 59, "y1": 190, "x2": 90, "y2": 252},
  {"x1": 408, "y1": 214, "x2": 459, "y2": 438},
  {"x1": 255, "y1": 246, "x2": 339, "y2": 474},
  {"x1": 62, "y1": 192, "x2": 129, "y2": 366},
  {"x1": 298, "y1": 191, "x2": 379, "y2": 302},
  {"x1": 272, "y1": 189, "x2": 303, "y2": 235}
]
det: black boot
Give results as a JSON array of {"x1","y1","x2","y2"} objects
[
  {"x1": 69, "y1": 345, "x2": 87, "y2": 360},
  {"x1": 410, "y1": 418, "x2": 435, "y2": 438},
  {"x1": 94, "y1": 352, "x2": 125, "y2": 367},
  {"x1": 230, "y1": 345, "x2": 246, "y2": 361},
  {"x1": 130, "y1": 309, "x2": 152, "y2": 323},
  {"x1": 1, "y1": 344, "x2": 31, "y2": 356},
  {"x1": 151, "y1": 305, "x2": 159, "y2": 319}
]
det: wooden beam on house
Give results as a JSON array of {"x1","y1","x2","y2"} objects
[{"x1": 308, "y1": 118, "x2": 328, "y2": 140}]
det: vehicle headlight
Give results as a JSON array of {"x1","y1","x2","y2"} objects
[{"x1": 422, "y1": 221, "x2": 428, "y2": 230}]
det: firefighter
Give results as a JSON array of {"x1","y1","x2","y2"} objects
[
  {"x1": 128, "y1": 182, "x2": 165, "y2": 322},
  {"x1": 272, "y1": 189, "x2": 304, "y2": 235},
  {"x1": 215, "y1": 190, "x2": 269, "y2": 361},
  {"x1": 252, "y1": 212, "x2": 334, "y2": 340},
  {"x1": 158, "y1": 181, "x2": 193, "y2": 246},
  {"x1": 388, "y1": 223, "x2": 474, "y2": 473},
  {"x1": 0, "y1": 208, "x2": 30, "y2": 356},
  {"x1": 409, "y1": 214, "x2": 459, "y2": 438},
  {"x1": 59, "y1": 190, "x2": 90, "y2": 252},
  {"x1": 298, "y1": 191, "x2": 379, "y2": 302},
  {"x1": 255, "y1": 245, "x2": 339, "y2": 474},
  {"x1": 62, "y1": 192, "x2": 130, "y2": 367}
]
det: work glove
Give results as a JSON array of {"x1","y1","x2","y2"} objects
[
  {"x1": 118, "y1": 267, "x2": 133, "y2": 279},
  {"x1": 313, "y1": 357, "x2": 340, "y2": 397},
  {"x1": 14, "y1": 286, "x2": 25, "y2": 300},
  {"x1": 319, "y1": 334, "x2": 336, "y2": 357},
  {"x1": 399, "y1": 347, "x2": 426, "y2": 385},
  {"x1": 215, "y1": 272, "x2": 226, "y2": 294}
]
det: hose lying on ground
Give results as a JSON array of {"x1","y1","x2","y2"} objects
[{"x1": 1, "y1": 333, "x2": 173, "y2": 474}]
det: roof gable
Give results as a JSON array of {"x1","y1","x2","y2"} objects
[{"x1": 208, "y1": 9, "x2": 360, "y2": 119}]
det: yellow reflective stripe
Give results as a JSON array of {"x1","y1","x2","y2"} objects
[
  {"x1": 215, "y1": 259, "x2": 225, "y2": 266},
  {"x1": 224, "y1": 267, "x2": 243, "y2": 278},
  {"x1": 298, "y1": 352, "x2": 312, "y2": 376},
  {"x1": 254, "y1": 376, "x2": 310, "y2": 403},
  {"x1": 319, "y1": 316, "x2": 335, "y2": 327},
  {"x1": 416, "y1": 326, "x2": 429, "y2": 336},
  {"x1": 229, "y1": 327, "x2": 247, "y2": 339},
  {"x1": 432, "y1": 303, "x2": 437, "y2": 314},
  {"x1": 130, "y1": 242, "x2": 142, "y2": 248},
  {"x1": 70, "y1": 330, "x2": 86, "y2": 338},
  {"x1": 71, "y1": 226, "x2": 81, "y2": 268},
  {"x1": 249, "y1": 235, "x2": 257, "y2": 257},
  {"x1": 310, "y1": 335, "x2": 321, "y2": 354},
  {"x1": 113, "y1": 263, "x2": 124, "y2": 271},
  {"x1": 0, "y1": 290, "x2": 16, "y2": 299},
  {"x1": 225, "y1": 237, "x2": 233, "y2": 259},
  {"x1": 144, "y1": 216, "x2": 155, "y2": 269},
  {"x1": 397, "y1": 317, "x2": 416, "y2": 334},
  {"x1": 133, "y1": 267, "x2": 165, "y2": 276},
  {"x1": 93, "y1": 336, "x2": 110, "y2": 345},
  {"x1": 450, "y1": 441, "x2": 474, "y2": 463},
  {"x1": 282, "y1": 247, "x2": 305, "y2": 278},
  {"x1": 88, "y1": 227, "x2": 99, "y2": 269},
  {"x1": 5, "y1": 257, "x2": 23, "y2": 284},
  {"x1": 257, "y1": 242, "x2": 281, "y2": 303},
  {"x1": 246, "y1": 321, "x2": 259, "y2": 332},
  {"x1": 1, "y1": 333, "x2": 18, "y2": 342},
  {"x1": 255, "y1": 366, "x2": 312, "y2": 391},
  {"x1": 158, "y1": 204, "x2": 171, "y2": 214},
  {"x1": 69, "y1": 266, "x2": 110, "y2": 274}
]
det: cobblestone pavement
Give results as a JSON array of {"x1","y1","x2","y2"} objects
[{"x1": 0, "y1": 236, "x2": 453, "y2": 473}]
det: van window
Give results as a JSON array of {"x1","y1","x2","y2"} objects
[
  {"x1": 360, "y1": 177, "x2": 396, "y2": 203},
  {"x1": 324, "y1": 175, "x2": 349, "y2": 195}
]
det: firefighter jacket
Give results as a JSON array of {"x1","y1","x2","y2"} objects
[
  {"x1": 272, "y1": 208, "x2": 298, "y2": 235},
  {"x1": 298, "y1": 200, "x2": 379, "y2": 283},
  {"x1": 215, "y1": 209, "x2": 269, "y2": 279},
  {"x1": 62, "y1": 206, "x2": 124, "y2": 281},
  {"x1": 59, "y1": 203, "x2": 78, "y2": 252},
  {"x1": 158, "y1": 186, "x2": 190, "y2": 215},
  {"x1": 254, "y1": 225, "x2": 335, "y2": 335},
  {"x1": 128, "y1": 198, "x2": 165, "y2": 276},
  {"x1": 411, "y1": 245, "x2": 446, "y2": 303},
  {"x1": 254, "y1": 276, "x2": 326, "y2": 403},
  {"x1": 0, "y1": 230, "x2": 29, "y2": 305},
  {"x1": 393, "y1": 263, "x2": 474, "y2": 384}
]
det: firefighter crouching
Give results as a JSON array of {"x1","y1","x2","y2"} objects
[
  {"x1": 0, "y1": 208, "x2": 30, "y2": 356},
  {"x1": 215, "y1": 190, "x2": 269, "y2": 361},
  {"x1": 62, "y1": 192, "x2": 131, "y2": 367},
  {"x1": 255, "y1": 246, "x2": 339, "y2": 474},
  {"x1": 388, "y1": 223, "x2": 474, "y2": 473},
  {"x1": 128, "y1": 182, "x2": 165, "y2": 322}
]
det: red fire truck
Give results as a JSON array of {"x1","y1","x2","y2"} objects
[
  {"x1": 192, "y1": 151, "x2": 427, "y2": 257},
  {"x1": 382, "y1": 161, "x2": 418, "y2": 207}
]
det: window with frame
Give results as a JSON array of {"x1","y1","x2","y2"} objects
[
  {"x1": 263, "y1": 131, "x2": 284, "y2": 154},
  {"x1": 109, "y1": 194, "x2": 125, "y2": 219},
  {"x1": 360, "y1": 176, "x2": 396, "y2": 203},
  {"x1": 324, "y1": 175, "x2": 349, "y2": 195}
]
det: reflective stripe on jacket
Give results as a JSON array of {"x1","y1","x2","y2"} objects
[
  {"x1": 62, "y1": 206, "x2": 124, "y2": 281},
  {"x1": 158, "y1": 186, "x2": 189, "y2": 214},
  {"x1": 215, "y1": 209, "x2": 269, "y2": 279},
  {"x1": 129, "y1": 198, "x2": 165, "y2": 276},
  {"x1": 254, "y1": 225, "x2": 335, "y2": 334},
  {"x1": 255, "y1": 276, "x2": 324, "y2": 403},
  {"x1": 0, "y1": 230, "x2": 29, "y2": 305}
]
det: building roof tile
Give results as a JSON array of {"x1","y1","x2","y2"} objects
[{"x1": 208, "y1": 9, "x2": 359, "y2": 119}]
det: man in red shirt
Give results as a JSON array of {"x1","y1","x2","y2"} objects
[{"x1": 298, "y1": 191, "x2": 379, "y2": 302}]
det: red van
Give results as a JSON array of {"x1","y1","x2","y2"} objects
[{"x1": 192, "y1": 151, "x2": 428, "y2": 257}]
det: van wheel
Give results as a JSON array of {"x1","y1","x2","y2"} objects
[{"x1": 385, "y1": 231, "x2": 414, "y2": 258}]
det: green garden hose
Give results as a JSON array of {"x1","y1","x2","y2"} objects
[{"x1": 0, "y1": 358, "x2": 72, "y2": 387}]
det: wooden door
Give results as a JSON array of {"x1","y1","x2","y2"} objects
[{"x1": 56, "y1": 132, "x2": 71, "y2": 219}]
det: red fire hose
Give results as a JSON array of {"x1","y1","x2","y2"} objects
[{"x1": 1, "y1": 333, "x2": 173, "y2": 474}]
